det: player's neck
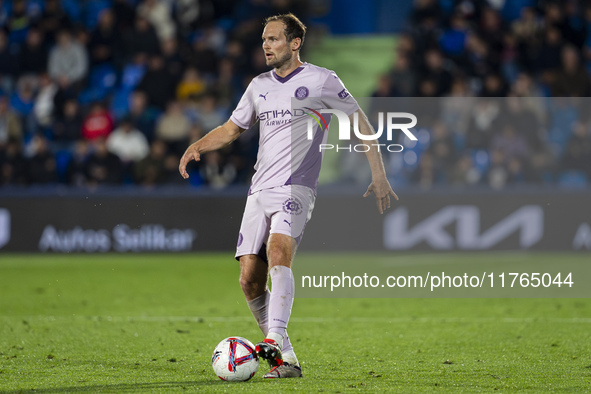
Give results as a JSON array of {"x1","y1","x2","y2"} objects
[{"x1": 274, "y1": 57, "x2": 304, "y2": 78}]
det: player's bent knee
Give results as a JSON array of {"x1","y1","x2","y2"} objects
[{"x1": 239, "y1": 254, "x2": 267, "y2": 299}]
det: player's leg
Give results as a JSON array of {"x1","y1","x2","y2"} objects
[
  {"x1": 256, "y1": 185, "x2": 315, "y2": 378},
  {"x1": 235, "y1": 192, "x2": 273, "y2": 345},
  {"x1": 258, "y1": 233, "x2": 303, "y2": 378},
  {"x1": 239, "y1": 254, "x2": 270, "y2": 335}
]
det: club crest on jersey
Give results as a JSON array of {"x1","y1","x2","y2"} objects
[
  {"x1": 283, "y1": 198, "x2": 303, "y2": 215},
  {"x1": 294, "y1": 86, "x2": 309, "y2": 99}
]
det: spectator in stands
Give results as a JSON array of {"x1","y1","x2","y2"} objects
[
  {"x1": 465, "y1": 99, "x2": 501, "y2": 150},
  {"x1": 66, "y1": 140, "x2": 89, "y2": 187},
  {"x1": 450, "y1": 154, "x2": 481, "y2": 186},
  {"x1": 124, "y1": 15, "x2": 160, "y2": 57},
  {"x1": 112, "y1": 0, "x2": 137, "y2": 33},
  {"x1": 504, "y1": 95, "x2": 542, "y2": 149},
  {"x1": 133, "y1": 139, "x2": 167, "y2": 186},
  {"x1": 561, "y1": 121, "x2": 591, "y2": 177},
  {"x1": 487, "y1": 149, "x2": 509, "y2": 189},
  {"x1": 33, "y1": 74, "x2": 58, "y2": 132},
  {"x1": 196, "y1": 93, "x2": 225, "y2": 132},
  {"x1": 7, "y1": 0, "x2": 33, "y2": 45},
  {"x1": 0, "y1": 96, "x2": 22, "y2": 145},
  {"x1": 371, "y1": 74, "x2": 399, "y2": 98},
  {"x1": 512, "y1": 7, "x2": 542, "y2": 47},
  {"x1": 0, "y1": 140, "x2": 27, "y2": 185},
  {"x1": 536, "y1": 27, "x2": 563, "y2": 74},
  {"x1": 9, "y1": 78, "x2": 36, "y2": 135},
  {"x1": 490, "y1": 123, "x2": 529, "y2": 162},
  {"x1": 478, "y1": 7, "x2": 505, "y2": 56},
  {"x1": 137, "y1": 0, "x2": 175, "y2": 42},
  {"x1": 0, "y1": 29, "x2": 16, "y2": 95},
  {"x1": 390, "y1": 55, "x2": 416, "y2": 96},
  {"x1": 17, "y1": 28, "x2": 48, "y2": 79},
  {"x1": 481, "y1": 74, "x2": 508, "y2": 97},
  {"x1": 201, "y1": 150, "x2": 236, "y2": 190},
  {"x1": 214, "y1": 58, "x2": 240, "y2": 108},
  {"x1": 39, "y1": 0, "x2": 72, "y2": 43},
  {"x1": 89, "y1": 9, "x2": 118, "y2": 67},
  {"x1": 176, "y1": 67, "x2": 206, "y2": 102},
  {"x1": 52, "y1": 99, "x2": 82, "y2": 149},
  {"x1": 413, "y1": 151, "x2": 436, "y2": 189},
  {"x1": 463, "y1": 33, "x2": 498, "y2": 84},
  {"x1": 183, "y1": 33, "x2": 219, "y2": 76},
  {"x1": 126, "y1": 90, "x2": 157, "y2": 141},
  {"x1": 27, "y1": 135, "x2": 58, "y2": 184},
  {"x1": 439, "y1": 13, "x2": 468, "y2": 58},
  {"x1": 420, "y1": 48, "x2": 453, "y2": 96},
  {"x1": 81, "y1": 102, "x2": 114, "y2": 141},
  {"x1": 85, "y1": 138, "x2": 122, "y2": 185},
  {"x1": 552, "y1": 45, "x2": 590, "y2": 97},
  {"x1": 137, "y1": 55, "x2": 176, "y2": 110},
  {"x1": 106, "y1": 118, "x2": 150, "y2": 164},
  {"x1": 155, "y1": 100, "x2": 190, "y2": 155},
  {"x1": 48, "y1": 29, "x2": 89, "y2": 91},
  {"x1": 161, "y1": 38, "x2": 184, "y2": 80},
  {"x1": 428, "y1": 122, "x2": 456, "y2": 176}
]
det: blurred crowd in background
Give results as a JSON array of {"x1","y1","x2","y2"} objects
[{"x1": 0, "y1": 0, "x2": 590, "y2": 190}]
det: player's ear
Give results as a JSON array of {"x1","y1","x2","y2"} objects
[{"x1": 292, "y1": 38, "x2": 301, "y2": 51}]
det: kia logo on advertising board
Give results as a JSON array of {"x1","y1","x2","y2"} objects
[
  {"x1": 383, "y1": 205, "x2": 544, "y2": 250},
  {"x1": 0, "y1": 209, "x2": 10, "y2": 249}
]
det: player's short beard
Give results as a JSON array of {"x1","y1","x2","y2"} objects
[{"x1": 267, "y1": 50, "x2": 293, "y2": 69}]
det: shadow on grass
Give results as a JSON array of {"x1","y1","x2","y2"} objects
[{"x1": 3, "y1": 380, "x2": 263, "y2": 393}]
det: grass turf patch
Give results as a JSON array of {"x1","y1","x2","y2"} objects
[{"x1": 0, "y1": 253, "x2": 590, "y2": 392}]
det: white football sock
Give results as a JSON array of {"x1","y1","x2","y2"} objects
[
  {"x1": 246, "y1": 272, "x2": 296, "y2": 360},
  {"x1": 246, "y1": 290, "x2": 270, "y2": 335},
  {"x1": 267, "y1": 265, "x2": 295, "y2": 345}
]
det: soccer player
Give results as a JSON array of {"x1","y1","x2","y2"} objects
[{"x1": 179, "y1": 13, "x2": 397, "y2": 378}]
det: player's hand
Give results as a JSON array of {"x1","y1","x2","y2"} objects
[
  {"x1": 179, "y1": 144, "x2": 201, "y2": 179},
  {"x1": 363, "y1": 178, "x2": 398, "y2": 214}
]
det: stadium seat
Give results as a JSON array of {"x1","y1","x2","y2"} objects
[
  {"x1": 78, "y1": 64, "x2": 117, "y2": 105},
  {"x1": 471, "y1": 150, "x2": 490, "y2": 173},
  {"x1": 55, "y1": 150, "x2": 73, "y2": 184},
  {"x1": 558, "y1": 171, "x2": 588, "y2": 189},
  {"x1": 110, "y1": 88, "x2": 132, "y2": 120},
  {"x1": 84, "y1": 0, "x2": 112, "y2": 30}
]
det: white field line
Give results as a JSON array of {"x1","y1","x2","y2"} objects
[{"x1": 1, "y1": 315, "x2": 591, "y2": 324}]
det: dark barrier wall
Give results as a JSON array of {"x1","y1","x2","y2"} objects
[{"x1": 0, "y1": 191, "x2": 590, "y2": 252}]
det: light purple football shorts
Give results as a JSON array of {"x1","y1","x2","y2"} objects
[{"x1": 235, "y1": 185, "x2": 315, "y2": 260}]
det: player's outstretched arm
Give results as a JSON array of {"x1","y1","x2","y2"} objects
[
  {"x1": 179, "y1": 119, "x2": 245, "y2": 179},
  {"x1": 350, "y1": 109, "x2": 399, "y2": 214}
]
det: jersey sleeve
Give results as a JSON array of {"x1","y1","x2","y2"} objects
[
  {"x1": 230, "y1": 81, "x2": 258, "y2": 130},
  {"x1": 320, "y1": 71, "x2": 360, "y2": 116}
]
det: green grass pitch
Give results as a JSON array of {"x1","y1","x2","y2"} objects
[{"x1": 0, "y1": 253, "x2": 590, "y2": 392}]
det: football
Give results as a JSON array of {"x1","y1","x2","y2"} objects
[{"x1": 211, "y1": 337, "x2": 259, "y2": 381}]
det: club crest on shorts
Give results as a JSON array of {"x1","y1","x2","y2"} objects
[
  {"x1": 294, "y1": 86, "x2": 309, "y2": 99},
  {"x1": 237, "y1": 232, "x2": 243, "y2": 247},
  {"x1": 283, "y1": 198, "x2": 303, "y2": 215}
]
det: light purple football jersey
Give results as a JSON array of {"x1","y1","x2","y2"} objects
[{"x1": 230, "y1": 62, "x2": 359, "y2": 194}]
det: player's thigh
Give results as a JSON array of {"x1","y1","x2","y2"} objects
[
  {"x1": 265, "y1": 185, "x2": 315, "y2": 267},
  {"x1": 235, "y1": 191, "x2": 271, "y2": 261},
  {"x1": 266, "y1": 185, "x2": 315, "y2": 245}
]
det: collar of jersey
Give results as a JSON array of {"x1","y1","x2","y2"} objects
[{"x1": 272, "y1": 62, "x2": 307, "y2": 83}]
